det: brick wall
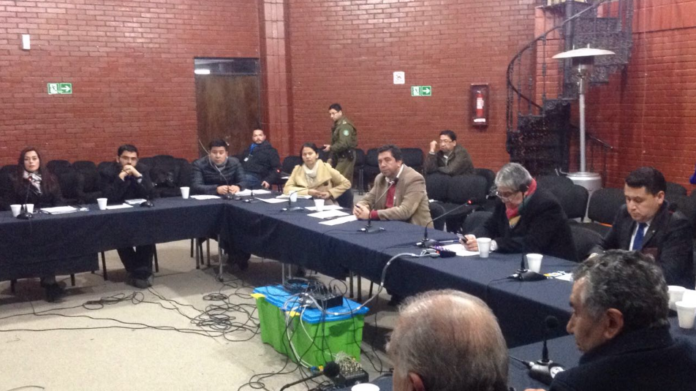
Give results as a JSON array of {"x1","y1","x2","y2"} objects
[
  {"x1": 287, "y1": 0, "x2": 538, "y2": 171},
  {"x1": 0, "y1": 0, "x2": 259, "y2": 166}
]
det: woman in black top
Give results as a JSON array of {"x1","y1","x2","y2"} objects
[{"x1": 7, "y1": 147, "x2": 65, "y2": 301}]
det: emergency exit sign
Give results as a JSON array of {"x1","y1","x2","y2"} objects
[
  {"x1": 411, "y1": 86, "x2": 432, "y2": 97},
  {"x1": 47, "y1": 83, "x2": 72, "y2": 95}
]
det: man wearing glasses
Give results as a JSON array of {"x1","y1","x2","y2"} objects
[
  {"x1": 424, "y1": 129, "x2": 474, "y2": 176},
  {"x1": 460, "y1": 163, "x2": 577, "y2": 261}
]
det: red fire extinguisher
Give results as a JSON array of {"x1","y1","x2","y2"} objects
[{"x1": 475, "y1": 91, "x2": 485, "y2": 118}]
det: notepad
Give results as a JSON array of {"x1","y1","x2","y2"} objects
[
  {"x1": 258, "y1": 198, "x2": 290, "y2": 204},
  {"x1": 190, "y1": 195, "x2": 221, "y2": 200},
  {"x1": 105, "y1": 204, "x2": 133, "y2": 210},
  {"x1": 125, "y1": 199, "x2": 147, "y2": 205},
  {"x1": 319, "y1": 215, "x2": 358, "y2": 226},
  {"x1": 235, "y1": 189, "x2": 272, "y2": 197},
  {"x1": 277, "y1": 194, "x2": 312, "y2": 199},
  {"x1": 41, "y1": 206, "x2": 80, "y2": 215},
  {"x1": 305, "y1": 205, "x2": 343, "y2": 211},
  {"x1": 441, "y1": 243, "x2": 479, "y2": 257},
  {"x1": 308, "y1": 210, "x2": 349, "y2": 219}
]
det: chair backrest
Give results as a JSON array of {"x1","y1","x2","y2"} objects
[
  {"x1": 462, "y1": 211, "x2": 493, "y2": 234},
  {"x1": 570, "y1": 224, "x2": 604, "y2": 261},
  {"x1": 46, "y1": 159, "x2": 71, "y2": 174},
  {"x1": 446, "y1": 175, "x2": 488, "y2": 205},
  {"x1": 536, "y1": 175, "x2": 574, "y2": 190},
  {"x1": 354, "y1": 148, "x2": 365, "y2": 167},
  {"x1": 425, "y1": 174, "x2": 450, "y2": 202},
  {"x1": 336, "y1": 190, "x2": 354, "y2": 209},
  {"x1": 401, "y1": 148, "x2": 424, "y2": 170},
  {"x1": 318, "y1": 150, "x2": 330, "y2": 162},
  {"x1": 73, "y1": 161, "x2": 100, "y2": 193},
  {"x1": 281, "y1": 156, "x2": 302, "y2": 174},
  {"x1": 587, "y1": 187, "x2": 625, "y2": 224},
  {"x1": 56, "y1": 168, "x2": 84, "y2": 201},
  {"x1": 474, "y1": 168, "x2": 495, "y2": 195},
  {"x1": 666, "y1": 182, "x2": 687, "y2": 198},
  {"x1": 547, "y1": 184, "x2": 590, "y2": 220},
  {"x1": 176, "y1": 158, "x2": 192, "y2": 187},
  {"x1": 365, "y1": 148, "x2": 379, "y2": 168}
]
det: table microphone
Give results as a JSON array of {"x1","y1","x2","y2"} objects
[
  {"x1": 510, "y1": 253, "x2": 546, "y2": 281},
  {"x1": 526, "y1": 316, "x2": 565, "y2": 385},
  {"x1": 417, "y1": 201, "x2": 474, "y2": 248},
  {"x1": 360, "y1": 180, "x2": 393, "y2": 233},
  {"x1": 282, "y1": 189, "x2": 303, "y2": 212},
  {"x1": 279, "y1": 361, "x2": 340, "y2": 391},
  {"x1": 17, "y1": 180, "x2": 34, "y2": 220}
]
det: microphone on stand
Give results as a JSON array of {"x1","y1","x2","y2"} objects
[
  {"x1": 510, "y1": 253, "x2": 546, "y2": 281},
  {"x1": 359, "y1": 180, "x2": 394, "y2": 233},
  {"x1": 17, "y1": 180, "x2": 34, "y2": 220},
  {"x1": 526, "y1": 316, "x2": 565, "y2": 385},
  {"x1": 279, "y1": 361, "x2": 340, "y2": 391},
  {"x1": 417, "y1": 201, "x2": 475, "y2": 248},
  {"x1": 282, "y1": 189, "x2": 303, "y2": 212}
]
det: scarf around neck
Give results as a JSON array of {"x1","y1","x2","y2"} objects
[
  {"x1": 506, "y1": 178, "x2": 537, "y2": 226},
  {"x1": 23, "y1": 170, "x2": 43, "y2": 194}
]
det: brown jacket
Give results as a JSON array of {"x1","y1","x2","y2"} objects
[
  {"x1": 283, "y1": 160, "x2": 351, "y2": 204},
  {"x1": 358, "y1": 165, "x2": 431, "y2": 226},
  {"x1": 425, "y1": 144, "x2": 474, "y2": 176}
]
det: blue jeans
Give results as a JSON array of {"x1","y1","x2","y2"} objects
[{"x1": 244, "y1": 174, "x2": 263, "y2": 190}]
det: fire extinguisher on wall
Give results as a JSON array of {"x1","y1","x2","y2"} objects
[
  {"x1": 471, "y1": 84, "x2": 489, "y2": 127},
  {"x1": 474, "y1": 90, "x2": 486, "y2": 124}
]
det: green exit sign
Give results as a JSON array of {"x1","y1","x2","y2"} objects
[
  {"x1": 47, "y1": 83, "x2": 72, "y2": 95},
  {"x1": 411, "y1": 86, "x2": 432, "y2": 97}
]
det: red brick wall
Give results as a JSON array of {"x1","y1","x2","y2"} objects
[
  {"x1": 287, "y1": 0, "x2": 539, "y2": 171},
  {"x1": 0, "y1": 0, "x2": 259, "y2": 166},
  {"x1": 582, "y1": 0, "x2": 696, "y2": 189}
]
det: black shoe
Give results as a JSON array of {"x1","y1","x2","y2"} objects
[
  {"x1": 126, "y1": 274, "x2": 153, "y2": 289},
  {"x1": 43, "y1": 283, "x2": 65, "y2": 303}
]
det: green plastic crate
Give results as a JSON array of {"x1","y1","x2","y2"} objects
[{"x1": 253, "y1": 293, "x2": 365, "y2": 367}]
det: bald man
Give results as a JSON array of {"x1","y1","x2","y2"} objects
[{"x1": 387, "y1": 290, "x2": 510, "y2": 391}]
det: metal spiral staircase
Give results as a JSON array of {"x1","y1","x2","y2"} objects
[{"x1": 506, "y1": 0, "x2": 634, "y2": 178}]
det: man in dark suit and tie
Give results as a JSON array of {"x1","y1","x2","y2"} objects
[{"x1": 590, "y1": 167, "x2": 694, "y2": 288}]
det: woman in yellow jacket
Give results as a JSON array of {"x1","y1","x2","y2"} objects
[{"x1": 284, "y1": 142, "x2": 351, "y2": 205}]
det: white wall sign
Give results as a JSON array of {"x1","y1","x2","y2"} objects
[{"x1": 393, "y1": 71, "x2": 405, "y2": 85}]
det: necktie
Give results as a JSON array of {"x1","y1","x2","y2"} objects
[{"x1": 632, "y1": 222, "x2": 647, "y2": 250}]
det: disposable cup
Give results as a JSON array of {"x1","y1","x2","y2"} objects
[
  {"x1": 669, "y1": 286, "x2": 686, "y2": 310},
  {"x1": 97, "y1": 198, "x2": 108, "y2": 210},
  {"x1": 477, "y1": 237, "x2": 492, "y2": 258},
  {"x1": 527, "y1": 253, "x2": 544, "y2": 273},
  {"x1": 290, "y1": 192, "x2": 298, "y2": 203},
  {"x1": 676, "y1": 301, "x2": 696, "y2": 329},
  {"x1": 314, "y1": 198, "x2": 325, "y2": 212},
  {"x1": 180, "y1": 186, "x2": 190, "y2": 199},
  {"x1": 10, "y1": 204, "x2": 21, "y2": 217},
  {"x1": 24, "y1": 204, "x2": 34, "y2": 214}
]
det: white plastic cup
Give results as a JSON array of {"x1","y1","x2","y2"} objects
[
  {"x1": 526, "y1": 253, "x2": 544, "y2": 273},
  {"x1": 97, "y1": 198, "x2": 108, "y2": 210},
  {"x1": 351, "y1": 384, "x2": 380, "y2": 391},
  {"x1": 180, "y1": 186, "x2": 190, "y2": 199},
  {"x1": 10, "y1": 204, "x2": 21, "y2": 217},
  {"x1": 682, "y1": 289, "x2": 696, "y2": 304},
  {"x1": 676, "y1": 301, "x2": 696, "y2": 329},
  {"x1": 314, "y1": 198, "x2": 325, "y2": 212},
  {"x1": 668, "y1": 286, "x2": 686, "y2": 310},
  {"x1": 290, "y1": 192, "x2": 298, "y2": 203},
  {"x1": 24, "y1": 204, "x2": 34, "y2": 214},
  {"x1": 477, "y1": 237, "x2": 492, "y2": 258}
]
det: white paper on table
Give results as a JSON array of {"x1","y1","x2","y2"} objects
[
  {"x1": 235, "y1": 189, "x2": 272, "y2": 197},
  {"x1": 277, "y1": 194, "x2": 312, "y2": 199},
  {"x1": 441, "y1": 243, "x2": 479, "y2": 257},
  {"x1": 41, "y1": 206, "x2": 79, "y2": 215},
  {"x1": 319, "y1": 215, "x2": 358, "y2": 226},
  {"x1": 308, "y1": 210, "x2": 349, "y2": 219},
  {"x1": 190, "y1": 195, "x2": 221, "y2": 200},
  {"x1": 305, "y1": 205, "x2": 343, "y2": 211},
  {"x1": 547, "y1": 271, "x2": 573, "y2": 282},
  {"x1": 125, "y1": 199, "x2": 147, "y2": 205},
  {"x1": 105, "y1": 204, "x2": 133, "y2": 210},
  {"x1": 258, "y1": 198, "x2": 290, "y2": 204}
]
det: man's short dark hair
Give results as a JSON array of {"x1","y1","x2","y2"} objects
[
  {"x1": 573, "y1": 250, "x2": 669, "y2": 332},
  {"x1": 378, "y1": 144, "x2": 402, "y2": 161},
  {"x1": 209, "y1": 139, "x2": 229, "y2": 150},
  {"x1": 625, "y1": 167, "x2": 666, "y2": 195},
  {"x1": 440, "y1": 129, "x2": 457, "y2": 141},
  {"x1": 329, "y1": 103, "x2": 342, "y2": 112},
  {"x1": 117, "y1": 144, "x2": 138, "y2": 157}
]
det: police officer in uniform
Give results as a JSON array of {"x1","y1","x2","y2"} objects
[{"x1": 323, "y1": 103, "x2": 357, "y2": 181}]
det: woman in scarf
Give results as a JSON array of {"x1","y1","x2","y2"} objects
[
  {"x1": 461, "y1": 163, "x2": 578, "y2": 261},
  {"x1": 6, "y1": 147, "x2": 66, "y2": 301},
  {"x1": 283, "y1": 142, "x2": 351, "y2": 205}
]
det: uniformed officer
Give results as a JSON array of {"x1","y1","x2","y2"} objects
[{"x1": 323, "y1": 103, "x2": 357, "y2": 181}]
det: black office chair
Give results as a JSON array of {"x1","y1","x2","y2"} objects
[
  {"x1": 461, "y1": 210, "x2": 493, "y2": 235},
  {"x1": 547, "y1": 184, "x2": 589, "y2": 221},
  {"x1": 570, "y1": 224, "x2": 604, "y2": 261},
  {"x1": 362, "y1": 148, "x2": 380, "y2": 190},
  {"x1": 583, "y1": 187, "x2": 625, "y2": 236},
  {"x1": 46, "y1": 159, "x2": 72, "y2": 174},
  {"x1": 353, "y1": 148, "x2": 366, "y2": 194},
  {"x1": 441, "y1": 175, "x2": 488, "y2": 232},
  {"x1": 401, "y1": 148, "x2": 424, "y2": 173},
  {"x1": 426, "y1": 174, "x2": 451, "y2": 231},
  {"x1": 73, "y1": 161, "x2": 102, "y2": 203},
  {"x1": 474, "y1": 168, "x2": 496, "y2": 195},
  {"x1": 56, "y1": 167, "x2": 84, "y2": 205},
  {"x1": 536, "y1": 175, "x2": 574, "y2": 190},
  {"x1": 666, "y1": 182, "x2": 688, "y2": 198}
]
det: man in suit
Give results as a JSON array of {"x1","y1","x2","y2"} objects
[
  {"x1": 354, "y1": 144, "x2": 431, "y2": 226},
  {"x1": 590, "y1": 167, "x2": 694, "y2": 288},
  {"x1": 98, "y1": 144, "x2": 155, "y2": 288},
  {"x1": 424, "y1": 129, "x2": 474, "y2": 176},
  {"x1": 526, "y1": 250, "x2": 696, "y2": 391}
]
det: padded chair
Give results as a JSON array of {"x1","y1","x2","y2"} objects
[
  {"x1": 547, "y1": 184, "x2": 590, "y2": 221},
  {"x1": 401, "y1": 148, "x2": 424, "y2": 173},
  {"x1": 425, "y1": 174, "x2": 451, "y2": 231},
  {"x1": 666, "y1": 182, "x2": 688, "y2": 198},
  {"x1": 570, "y1": 224, "x2": 604, "y2": 261},
  {"x1": 149, "y1": 155, "x2": 190, "y2": 198},
  {"x1": 362, "y1": 148, "x2": 380, "y2": 190},
  {"x1": 536, "y1": 175, "x2": 574, "y2": 190},
  {"x1": 318, "y1": 150, "x2": 330, "y2": 163},
  {"x1": 46, "y1": 159, "x2": 71, "y2": 174},
  {"x1": 583, "y1": 187, "x2": 625, "y2": 236},
  {"x1": 441, "y1": 175, "x2": 488, "y2": 232},
  {"x1": 73, "y1": 161, "x2": 102, "y2": 203},
  {"x1": 474, "y1": 168, "x2": 496, "y2": 195},
  {"x1": 0, "y1": 165, "x2": 17, "y2": 210},
  {"x1": 353, "y1": 148, "x2": 366, "y2": 194},
  {"x1": 56, "y1": 167, "x2": 84, "y2": 205},
  {"x1": 461, "y1": 210, "x2": 493, "y2": 235}
]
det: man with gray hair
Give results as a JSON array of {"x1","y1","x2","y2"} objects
[
  {"x1": 526, "y1": 250, "x2": 696, "y2": 391},
  {"x1": 461, "y1": 162, "x2": 577, "y2": 261},
  {"x1": 387, "y1": 290, "x2": 509, "y2": 391}
]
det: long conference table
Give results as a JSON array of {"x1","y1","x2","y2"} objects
[{"x1": 0, "y1": 195, "x2": 579, "y2": 346}]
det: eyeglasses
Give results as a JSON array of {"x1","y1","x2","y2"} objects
[{"x1": 495, "y1": 190, "x2": 520, "y2": 200}]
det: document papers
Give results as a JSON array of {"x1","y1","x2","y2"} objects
[
  {"x1": 307, "y1": 210, "x2": 349, "y2": 219},
  {"x1": 190, "y1": 195, "x2": 220, "y2": 200},
  {"x1": 319, "y1": 215, "x2": 357, "y2": 226},
  {"x1": 235, "y1": 189, "x2": 271, "y2": 197},
  {"x1": 441, "y1": 243, "x2": 479, "y2": 257},
  {"x1": 105, "y1": 204, "x2": 133, "y2": 210}
]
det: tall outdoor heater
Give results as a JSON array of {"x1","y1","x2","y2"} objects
[{"x1": 553, "y1": 46, "x2": 614, "y2": 192}]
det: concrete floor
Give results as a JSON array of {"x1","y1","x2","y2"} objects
[{"x1": 0, "y1": 239, "x2": 396, "y2": 391}]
